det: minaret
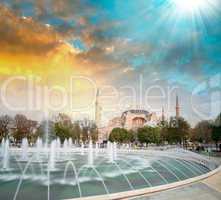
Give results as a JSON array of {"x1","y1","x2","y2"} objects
[
  {"x1": 95, "y1": 89, "x2": 101, "y2": 127},
  {"x1": 162, "y1": 107, "x2": 165, "y2": 122},
  {"x1": 176, "y1": 95, "x2": 180, "y2": 118}
]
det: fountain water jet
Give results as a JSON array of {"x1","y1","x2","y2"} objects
[
  {"x1": 81, "y1": 142, "x2": 84, "y2": 155},
  {"x1": 1, "y1": 138, "x2": 5, "y2": 156},
  {"x1": 2, "y1": 139, "x2": 9, "y2": 170},
  {"x1": 113, "y1": 142, "x2": 117, "y2": 160},
  {"x1": 63, "y1": 139, "x2": 68, "y2": 152},
  {"x1": 108, "y1": 142, "x2": 114, "y2": 163},
  {"x1": 88, "y1": 140, "x2": 93, "y2": 166},
  {"x1": 95, "y1": 142, "x2": 99, "y2": 156},
  {"x1": 68, "y1": 138, "x2": 73, "y2": 148},
  {"x1": 56, "y1": 138, "x2": 61, "y2": 149},
  {"x1": 49, "y1": 140, "x2": 56, "y2": 171},
  {"x1": 21, "y1": 138, "x2": 28, "y2": 161},
  {"x1": 36, "y1": 138, "x2": 43, "y2": 161}
]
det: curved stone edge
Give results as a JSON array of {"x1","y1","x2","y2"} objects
[{"x1": 67, "y1": 165, "x2": 221, "y2": 200}]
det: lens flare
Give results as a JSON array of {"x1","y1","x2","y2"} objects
[{"x1": 172, "y1": 0, "x2": 209, "y2": 14}]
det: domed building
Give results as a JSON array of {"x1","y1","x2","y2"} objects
[
  {"x1": 97, "y1": 95, "x2": 181, "y2": 142},
  {"x1": 121, "y1": 110, "x2": 148, "y2": 129},
  {"x1": 98, "y1": 109, "x2": 160, "y2": 142}
]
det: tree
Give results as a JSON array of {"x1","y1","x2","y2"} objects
[
  {"x1": 79, "y1": 119, "x2": 98, "y2": 143},
  {"x1": 109, "y1": 128, "x2": 132, "y2": 143},
  {"x1": 211, "y1": 126, "x2": 221, "y2": 149},
  {"x1": 137, "y1": 127, "x2": 152, "y2": 145},
  {"x1": 137, "y1": 126, "x2": 161, "y2": 146},
  {"x1": 214, "y1": 113, "x2": 221, "y2": 126},
  {"x1": 191, "y1": 120, "x2": 212, "y2": 143},
  {"x1": 109, "y1": 128, "x2": 121, "y2": 143},
  {"x1": 166, "y1": 117, "x2": 190, "y2": 145},
  {"x1": 54, "y1": 122, "x2": 71, "y2": 143},
  {"x1": 152, "y1": 127, "x2": 162, "y2": 145},
  {"x1": 36, "y1": 120, "x2": 55, "y2": 144},
  {"x1": 158, "y1": 120, "x2": 168, "y2": 143},
  {"x1": 54, "y1": 114, "x2": 73, "y2": 143},
  {"x1": 71, "y1": 122, "x2": 81, "y2": 142},
  {"x1": 0, "y1": 115, "x2": 12, "y2": 141},
  {"x1": 211, "y1": 113, "x2": 221, "y2": 149},
  {"x1": 90, "y1": 123, "x2": 98, "y2": 142},
  {"x1": 127, "y1": 130, "x2": 136, "y2": 143},
  {"x1": 13, "y1": 114, "x2": 37, "y2": 144}
]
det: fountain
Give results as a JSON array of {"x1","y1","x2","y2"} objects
[
  {"x1": 68, "y1": 138, "x2": 73, "y2": 148},
  {"x1": 63, "y1": 139, "x2": 68, "y2": 152},
  {"x1": 54, "y1": 138, "x2": 60, "y2": 160},
  {"x1": 21, "y1": 138, "x2": 28, "y2": 161},
  {"x1": 0, "y1": 138, "x2": 219, "y2": 200},
  {"x1": 95, "y1": 142, "x2": 99, "y2": 156},
  {"x1": 88, "y1": 140, "x2": 94, "y2": 166},
  {"x1": 1, "y1": 138, "x2": 5, "y2": 156},
  {"x1": 56, "y1": 138, "x2": 61, "y2": 148},
  {"x1": 107, "y1": 141, "x2": 114, "y2": 163},
  {"x1": 48, "y1": 140, "x2": 56, "y2": 171},
  {"x1": 113, "y1": 142, "x2": 117, "y2": 160},
  {"x1": 81, "y1": 142, "x2": 84, "y2": 155},
  {"x1": 36, "y1": 138, "x2": 43, "y2": 161},
  {"x1": 2, "y1": 139, "x2": 9, "y2": 170}
]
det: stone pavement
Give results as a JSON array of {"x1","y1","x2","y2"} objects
[{"x1": 131, "y1": 170, "x2": 221, "y2": 200}]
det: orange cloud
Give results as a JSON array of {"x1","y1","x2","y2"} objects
[
  {"x1": 0, "y1": 5, "x2": 102, "y2": 116},
  {"x1": 0, "y1": 5, "x2": 94, "y2": 85}
]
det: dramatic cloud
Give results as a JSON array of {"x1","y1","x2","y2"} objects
[
  {"x1": 0, "y1": 0, "x2": 220, "y2": 124},
  {"x1": 0, "y1": 5, "x2": 63, "y2": 55}
]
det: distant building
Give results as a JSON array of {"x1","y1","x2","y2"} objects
[
  {"x1": 95, "y1": 89, "x2": 102, "y2": 128},
  {"x1": 98, "y1": 109, "x2": 160, "y2": 142},
  {"x1": 176, "y1": 95, "x2": 180, "y2": 119},
  {"x1": 97, "y1": 95, "x2": 182, "y2": 142}
]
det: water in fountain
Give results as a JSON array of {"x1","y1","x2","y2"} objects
[
  {"x1": 107, "y1": 141, "x2": 114, "y2": 163},
  {"x1": 88, "y1": 140, "x2": 93, "y2": 166},
  {"x1": 36, "y1": 138, "x2": 43, "y2": 161},
  {"x1": 68, "y1": 138, "x2": 73, "y2": 149},
  {"x1": 1, "y1": 138, "x2": 5, "y2": 156},
  {"x1": 49, "y1": 140, "x2": 56, "y2": 171},
  {"x1": 55, "y1": 138, "x2": 61, "y2": 159},
  {"x1": 2, "y1": 139, "x2": 9, "y2": 170},
  {"x1": 113, "y1": 142, "x2": 117, "y2": 160},
  {"x1": 0, "y1": 136, "x2": 218, "y2": 200},
  {"x1": 95, "y1": 142, "x2": 99, "y2": 156},
  {"x1": 63, "y1": 139, "x2": 68, "y2": 153},
  {"x1": 21, "y1": 138, "x2": 28, "y2": 161},
  {"x1": 81, "y1": 142, "x2": 84, "y2": 155},
  {"x1": 43, "y1": 111, "x2": 51, "y2": 148},
  {"x1": 56, "y1": 138, "x2": 61, "y2": 148}
]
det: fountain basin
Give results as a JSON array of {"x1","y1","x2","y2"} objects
[
  {"x1": 0, "y1": 147, "x2": 219, "y2": 200},
  {"x1": 69, "y1": 164, "x2": 221, "y2": 200}
]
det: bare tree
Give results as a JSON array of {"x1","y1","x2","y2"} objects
[
  {"x1": 13, "y1": 114, "x2": 37, "y2": 144},
  {"x1": 192, "y1": 120, "x2": 212, "y2": 143},
  {"x1": 0, "y1": 115, "x2": 12, "y2": 141}
]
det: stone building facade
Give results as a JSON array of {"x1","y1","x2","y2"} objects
[{"x1": 98, "y1": 109, "x2": 160, "y2": 142}]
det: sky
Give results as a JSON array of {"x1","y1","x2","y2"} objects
[{"x1": 0, "y1": 0, "x2": 221, "y2": 126}]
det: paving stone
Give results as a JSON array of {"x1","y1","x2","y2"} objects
[{"x1": 132, "y1": 183, "x2": 221, "y2": 200}]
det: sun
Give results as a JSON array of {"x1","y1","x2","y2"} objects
[{"x1": 172, "y1": 0, "x2": 208, "y2": 14}]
